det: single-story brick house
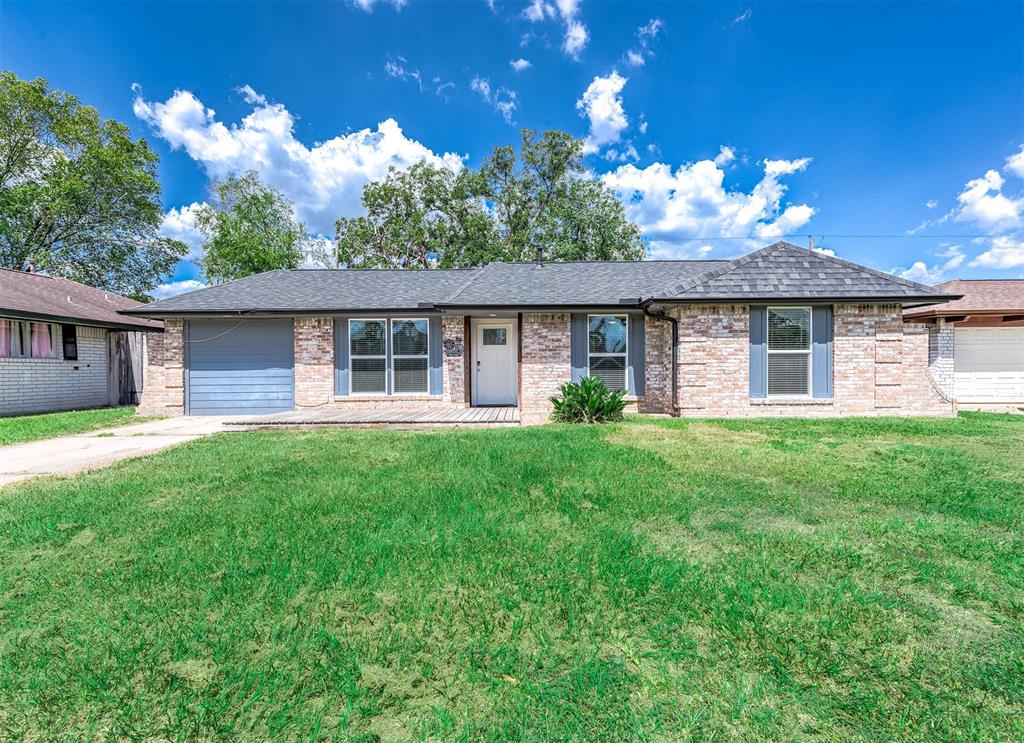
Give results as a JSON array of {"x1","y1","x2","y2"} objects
[
  {"x1": 0, "y1": 268, "x2": 162, "y2": 416},
  {"x1": 123, "y1": 242, "x2": 959, "y2": 423},
  {"x1": 904, "y1": 279, "x2": 1023, "y2": 407}
]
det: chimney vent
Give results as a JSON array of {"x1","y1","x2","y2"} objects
[
  {"x1": 535, "y1": 246, "x2": 544, "y2": 266},
  {"x1": 25, "y1": 260, "x2": 36, "y2": 274}
]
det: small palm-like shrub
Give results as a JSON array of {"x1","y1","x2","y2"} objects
[{"x1": 549, "y1": 376, "x2": 626, "y2": 423}]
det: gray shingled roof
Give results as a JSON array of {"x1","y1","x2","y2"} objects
[
  {"x1": 438, "y1": 260, "x2": 726, "y2": 306},
  {"x1": 658, "y1": 242, "x2": 952, "y2": 302},
  {"x1": 123, "y1": 242, "x2": 954, "y2": 317}
]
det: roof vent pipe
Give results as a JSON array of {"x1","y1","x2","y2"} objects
[
  {"x1": 535, "y1": 246, "x2": 544, "y2": 266},
  {"x1": 25, "y1": 260, "x2": 36, "y2": 273}
]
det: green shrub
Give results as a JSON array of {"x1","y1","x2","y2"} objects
[{"x1": 549, "y1": 376, "x2": 626, "y2": 423}]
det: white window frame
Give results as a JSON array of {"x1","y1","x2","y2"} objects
[
  {"x1": 390, "y1": 318, "x2": 430, "y2": 396},
  {"x1": 766, "y1": 306, "x2": 813, "y2": 398},
  {"x1": 0, "y1": 319, "x2": 60, "y2": 360},
  {"x1": 348, "y1": 318, "x2": 388, "y2": 396},
  {"x1": 587, "y1": 314, "x2": 629, "y2": 392}
]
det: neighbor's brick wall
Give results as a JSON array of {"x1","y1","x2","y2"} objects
[
  {"x1": 294, "y1": 317, "x2": 333, "y2": 408},
  {"x1": 637, "y1": 314, "x2": 673, "y2": 414},
  {"x1": 136, "y1": 319, "x2": 184, "y2": 416},
  {"x1": 521, "y1": 312, "x2": 571, "y2": 424},
  {"x1": 926, "y1": 320, "x2": 955, "y2": 398},
  {"x1": 0, "y1": 324, "x2": 110, "y2": 416},
  {"x1": 663, "y1": 303, "x2": 954, "y2": 418}
]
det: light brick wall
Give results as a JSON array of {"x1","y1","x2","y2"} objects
[
  {"x1": 136, "y1": 319, "x2": 184, "y2": 416},
  {"x1": 637, "y1": 314, "x2": 673, "y2": 414},
  {"x1": 521, "y1": 312, "x2": 571, "y2": 424},
  {"x1": 665, "y1": 303, "x2": 954, "y2": 418},
  {"x1": 926, "y1": 320, "x2": 955, "y2": 397},
  {"x1": 294, "y1": 317, "x2": 333, "y2": 408},
  {"x1": 0, "y1": 324, "x2": 110, "y2": 416},
  {"x1": 442, "y1": 315, "x2": 467, "y2": 404}
]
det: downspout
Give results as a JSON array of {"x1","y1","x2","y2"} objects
[{"x1": 642, "y1": 301, "x2": 679, "y2": 417}]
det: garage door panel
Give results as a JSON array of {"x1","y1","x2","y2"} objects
[
  {"x1": 954, "y1": 327, "x2": 1024, "y2": 402},
  {"x1": 187, "y1": 319, "x2": 295, "y2": 415}
]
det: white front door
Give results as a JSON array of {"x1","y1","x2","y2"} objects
[{"x1": 473, "y1": 320, "x2": 517, "y2": 405}]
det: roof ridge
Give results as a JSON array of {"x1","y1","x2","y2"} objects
[
  {"x1": 444, "y1": 265, "x2": 492, "y2": 304},
  {"x1": 652, "y1": 243, "x2": 780, "y2": 297}
]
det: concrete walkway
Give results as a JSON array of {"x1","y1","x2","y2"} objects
[{"x1": 0, "y1": 416, "x2": 249, "y2": 487}]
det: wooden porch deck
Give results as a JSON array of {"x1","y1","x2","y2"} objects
[{"x1": 227, "y1": 406, "x2": 520, "y2": 427}]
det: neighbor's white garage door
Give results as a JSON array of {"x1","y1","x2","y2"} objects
[{"x1": 954, "y1": 327, "x2": 1024, "y2": 402}]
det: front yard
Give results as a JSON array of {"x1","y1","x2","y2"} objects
[
  {"x1": 0, "y1": 406, "x2": 143, "y2": 446},
  {"x1": 0, "y1": 413, "x2": 1021, "y2": 741}
]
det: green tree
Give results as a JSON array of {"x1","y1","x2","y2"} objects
[
  {"x1": 0, "y1": 72, "x2": 186, "y2": 299},
  {"x1": 335, "y1": 130, "x2": 645, "y2": 268},
  {"x1": 196, "y1": 171, "x2": 322, "y2": 283}
]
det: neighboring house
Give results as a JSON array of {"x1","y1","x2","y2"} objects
[
  {"x1": 123, "y1": 242, "x2": 958, "y2": 423},
  {"x1": 0, "y1": 269, "x2": 162, "y2": 416},
  {"x1": 904, "y1": 279, "x2": 1024, "y2": 407}
]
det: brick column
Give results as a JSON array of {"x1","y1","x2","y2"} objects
[
  {"x1": 874, "y1": 306, "x2": 904, "y2": 410},
  {"x1": 294, "y1": 317, "x2": 334, "y2": 408},
  {"x1": 927, "y1": 320, "x2": 955, "y2": 397},
  {"x1": 521, "y1": 312, "x2": 571, "y2": 424},
  {"x1": 136, "y1": 318, "x2": 185, "y2": 416},
  {"x1": 442, "y1": 315, "x2": 467, "y2": 404},
  {"x1": 638, "y1": 314, "x2": 673, "y2": 414}
]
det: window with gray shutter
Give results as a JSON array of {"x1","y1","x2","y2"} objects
[
  {"x1": 588, "y1": 314, "x2": 628, "y2": 391},
  {"x1": 767, "y1": 307, "x2": 812, "y2": 396}
]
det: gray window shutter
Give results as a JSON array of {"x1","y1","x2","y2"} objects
[
  {"x1": 628, "y1": 313, "x2": 645, "y2": 396},
  {"x1": 429, "y1": 315, "x2": 443, "y2": 395},
  {"x1": 812, "y1": 306, "x2": 833, "y2": 398},
  {"x1": 571, "y1": 313, "x2": 588, "y2": 382},
  {"x1": 749, "y1": 305, "x2": 767, "y2": 398},
  {"x1": 334, "y1": 319, "x2": 349, "y2": 396}
]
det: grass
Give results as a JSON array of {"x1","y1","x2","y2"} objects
[
  {"x1": 0, "y1": 406, "x2": 148, "y2": 446},
  {"x1": 0, "y1": 412, "x2": 1022, "y2": 741}
]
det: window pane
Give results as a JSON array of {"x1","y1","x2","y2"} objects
[
  {"x1": 351, "y1": 358, "x2": 387, "y2": 394},
  {"x1": 589, "y1": 316, "x2": 628, "y2": 354},
  {"x1": 350, "y1": 320, "x2": 386, "y2": 356},
  {"x1": 768, "y1": 309, "x2": 810, "y2": 351},
  {"x1": 394, "y1": 358, "x2": 428, "y2": 393},
  {"x1": 482, "y1": 328, "x2": 506, "y2": 345},
  {"x1": 30, "y1": 322, "x2": 55, "y2": 358},
  {"x1": 392, "y1": 319, "x2": 428, "y2": 356},
  {"x1": 767, "y1": 354, "x2": 809, "y2": 395},
  {"x1": 590, "y1": 355, "x2": 626, "y2": 391}
]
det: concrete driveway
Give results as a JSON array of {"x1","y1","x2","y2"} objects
[{"x1": 0, "y1": 417, "x2": 251, "y2": 486}]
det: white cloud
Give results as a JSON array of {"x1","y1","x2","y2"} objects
[
  {"x1": 384, "y1": 57, "x2": 423, "y2": 89},
  {"x1": 470, "y1": 77, "x2": 518, "y2": 123},
  {"x1": 953, "y1": 169, "x2": 1023, "y2": 231},
  {"x1": 1006, "y1": 145, "x2": 1024, "y2": 179},
  {"x1": 926, "y1": 198, "x2": 939, "y2": 209},
  {"x1": 133, "y1": 86, "x2": 463, "y2": 235},
  {"x1": 970, "y1": 236, "x2": 1024, "y2": 269},
  {"x1": 524, "y1": 0, "x2": 588, "y2": 59},
  {"x1": 733, "y1": 8, "x2": 752, "y2": 24},
  {"x1": 713, "y1": 146, "x2": 736, "y2": 167},
  {"x1": 350, "y1": 0, "x2": 407, "y2": 11},
  {"x1": 510, "y1": 58, "x2": 532, "y2": 72},
  {"x1": 624, "y1": 17, "x2": 664, "y2": 66},
  {"x1": 152, "y1": 279, "x2": 207, "y2": 300},
  {"x1": 638, "y1": 120, "x2": 648, "y2": 135},
  {"x1": 812, "y1": 247, "x2": 836, "y2": 257},
  {"x1": 577, "y1": 71, "x2": 629, "y2": 154},
  {"x1": 160, "y1": 202, "x2": 206, "y2": 263},
  {"x1": 894, "y1": 244, "x2": 965, "y2": 284},
  {"x1": 601, "y1": 153, "x2": 815, "y2": 258}
]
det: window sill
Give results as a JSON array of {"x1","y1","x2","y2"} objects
[
  {"x1": 751, "y1": 397, "x2": 834, "y2": 406},
  {"x1": 335, "y1": 394, "x2": 442, "y2": 402}
]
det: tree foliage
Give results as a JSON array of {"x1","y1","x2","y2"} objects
[
  {"x1": 336, "y1": 130, "x2": 645, "y2": 268},
  {"x1": 196, "y1": 171, "x2": 324, "y2": 284},
  {"x1": 0, "y1": 72, "x2": 185, "y2": 299}
]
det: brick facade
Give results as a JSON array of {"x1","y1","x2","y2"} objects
[
  {"x1": 294, "y1": 317, "x2": 334, "y2": 408},
  {"x1": 442, "y1": 315, "x2": 467, "y2": 404},
  {"x1": 926, "y1": 320, "x2": 955, "y2": 398},
  {"x1": 667, "y1": 303, "x2": 954, "y2": 417},
  {"x1": 520, "y1": 312, "x2": 571, "y2": 424},
  {"x1": 0, "y1": 324, "x2": 111, "y2": 416},
  {"x1": 637, "y1": 314, "x2": 673, "y2": 414},
  {"x1": 136, "y1": 318, "x2": 185, "y2": 416}
]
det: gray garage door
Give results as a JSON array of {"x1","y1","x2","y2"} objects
[{"x1": 187, "y1": 319, "x2": 294, "y2": 415}]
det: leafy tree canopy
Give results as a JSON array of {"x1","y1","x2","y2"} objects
[
  {"x1": 0, "y1": 72, "x2": 186, "y2": 300},
  {"x1": 197, "y1": 171, "x2": 326, "y2": 284},
  {"x1": 336, "y1": 130, "x2": 645, "y2": 268}
]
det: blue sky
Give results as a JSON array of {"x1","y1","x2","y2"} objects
[{"x1": 2, "y1": 0, "x2": 1022, "y2": 296}]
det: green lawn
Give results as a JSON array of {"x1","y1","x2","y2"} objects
[
  {"x1": 0, "y1": 406, "x2": 144, "y2": 446},
  {"x1": 0, "y1": 414, "x2": 1022, "y2": 741}
]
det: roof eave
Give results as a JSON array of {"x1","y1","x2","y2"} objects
[
  {"x1": 648, "y1": 294, "x2": 962, "y2": 306},
  {"x1": 2, "y1": 307, "x2": 161, "y2": 332}
]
